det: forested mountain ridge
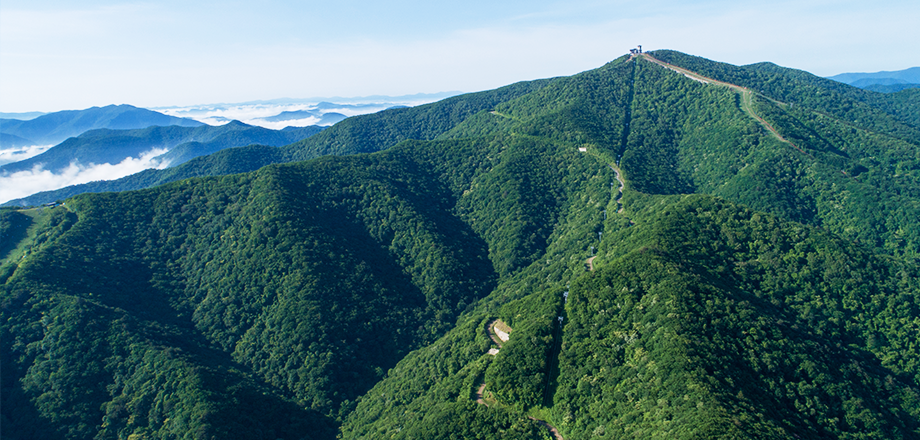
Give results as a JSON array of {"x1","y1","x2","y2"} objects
[{"x1": 2, "y1": 51, "x2": 919, "y2": 439}]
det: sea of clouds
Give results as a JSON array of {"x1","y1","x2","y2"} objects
[
  {"x1": 0, "y1": 144, "x2": 54, "y2": 167},
  {"x1": 0, "y1": 148, "x2": 169, "y2": 204},
  {"x1": 158, "y1": 102, "x2": 341, "y2": 128},
  {"x1": 155, "y1": 95, "x2": 452, "y2": 129}
]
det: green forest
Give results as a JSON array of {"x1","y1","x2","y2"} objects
[{"x1": 2, "y1": 51, "x2": 919, "y2": 439}]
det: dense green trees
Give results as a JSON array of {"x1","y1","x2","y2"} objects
[
  {"x1": 554, "y1": 196, "x2": 920, "y2": 439},
  {"x1": 1, "y1": 120, "x2": 611, "y2": 438},
  {"x1": 3, "y1": 51, "x2": 920, "y2": 439}
]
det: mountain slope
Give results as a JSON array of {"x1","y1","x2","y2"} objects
[
  {"x1": 0, "y1": 104, "x2": 204, "y2": 147},
  {"x1": 2, "y1": 51, "x2": 919, "y2": 439},
  {"x1": 615, "y1": 52, "x2": 920, "y2": 259},
  {"x1": 344, "y1": 195, "x2": 920, "y2": 439},
  {"x1": 1, "y1": 127, "x2": 605, "y2": 438},
  {"x1": 339, "y1": 53, "x2": 920, "y2": 439},
  {"x1": 153, "y1": 123, "x2": 324, "y2": 165},
  {"x1": 551, "y1": 195, "x2": 920, "y2": 438}
]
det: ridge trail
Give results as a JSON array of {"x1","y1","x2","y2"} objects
[{"x1": 639, "y1": 53, "x2": 812, "y2": 158}]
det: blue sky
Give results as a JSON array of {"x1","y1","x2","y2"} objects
[{"x1": 2, "y1": 0, "x2": 918, "y2": 112}]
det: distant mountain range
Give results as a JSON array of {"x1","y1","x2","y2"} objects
[
  {"x1": 0, "y1": 99, "x2": 416, "y2": 150},
  {"x1": 0, "y1": 104, "x2": 204, "y2": 147},
  {"x1": 0, "y1": 111, "x2": 46, "y2": 121},
  {"x1": 828, "y1": 67, "x2": 920, "y2": 92},
  {"x1": 0, "y1": 121, "x2": 323, "y2": 176}
]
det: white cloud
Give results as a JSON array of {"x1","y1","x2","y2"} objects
[
  {"x1": 0, "y1": 148, "x2": 170, "y2": 204},
  {"x1": 159, "y1": 103, "x2": 316, "y2": 125},
  {"x1": 0, "y1": 145, "x2": 53, "y2": 166},
  {"x1": 157, "y1": 101, "x2": 423, "y2": 129}
]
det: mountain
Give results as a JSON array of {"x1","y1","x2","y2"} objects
[
  {"x1": 0, "y1": 104, "x2": 204, "y2": 147},
  {"x1": 828, "y1": 66, "x2": 920, "y2": 90},
  {"x1": 2, "y1": 51, "x2": 920, "y2": 440},
  {"x1": 251, "y1": 101, "x2": 422, "y2": 126},
  {"x1": 0, "y1": 121, "x2": 324, "y2": 176}
]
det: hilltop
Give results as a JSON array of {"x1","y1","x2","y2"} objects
[{"x1": 2, "y1": 51, "x2": 919, "y2": 440}]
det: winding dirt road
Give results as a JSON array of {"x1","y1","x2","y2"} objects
[
  {"x1": 475, "y1": 383, "x2": 488, "y2": 405},
  {"x1": 610, "y1": 165, "x2": 625, "y2": 213},
  {"x1": 529, "y1": 416, "x2": 564, "y2": 440}
]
